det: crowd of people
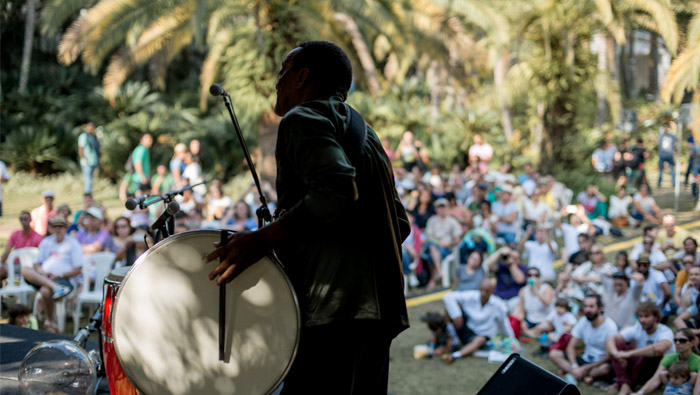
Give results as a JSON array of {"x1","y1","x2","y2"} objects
[{"x1": 1, "y1": 109, "x2": 699, "y2": 394}]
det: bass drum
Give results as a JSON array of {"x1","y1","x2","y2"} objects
[{"x1": 111, "y1": 230, "x2": 300, "y2": 395}]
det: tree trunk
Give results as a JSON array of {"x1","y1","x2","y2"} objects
[
  {"x1": 626, "y1": 31, "x2": 636, "y2": 98},
  {"x1": 333, "y1": 13, "x2": 380, "y2": 98},
  {"x1": 494, "y1": 52, "x2": 514, "y2": 141},
  {"x1": 596, "y1": 33, "x2": 608, "y2": 129},
  {"x1": 18, "y1": 0, "x2": 37, "y2": 94},
  {"x1": 427, "y1": 60, "x2": 440, "y2": 120},
  {"x1": 649, "y1": 32, "x2": 658, "y2": 98},
  {"x1": 257, "y1": 110, "x2": 280, "y2": 182}
]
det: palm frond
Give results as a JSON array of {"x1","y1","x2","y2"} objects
[
  {"x1": 622, "y1": 0, "x2": 679, "y2": 54},
  {"x1": 660, "y1": 38, "x2": 700, "y2": 103},
  {"x1": 40, "y1": 0, "x2": 93, "y2": 36}
]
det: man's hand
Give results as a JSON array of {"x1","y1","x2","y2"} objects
[{"x1": 205, "y1": 230, "x2": 271, "y2": 285}]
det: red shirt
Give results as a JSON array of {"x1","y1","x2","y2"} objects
[{"x1": 9, "y1": 229, "x2": 44, "y2": 249}]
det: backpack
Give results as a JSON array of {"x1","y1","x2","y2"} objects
[{"x1": 124, "y1": 152, "x2": 134, "y2": 174}]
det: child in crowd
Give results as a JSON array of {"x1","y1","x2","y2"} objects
[
  {"x1": 527, "y1": 298, "x2": 577, "y2": 356},
  {"x1": 664, "y1": 361, "x2": 693, "y2": 395},
  {"x1": 422, "y1": 311, "x2": 462, "y2": 360},
  {"x1": 9, "y1": 303, "x2": 39, "y2": 330}
]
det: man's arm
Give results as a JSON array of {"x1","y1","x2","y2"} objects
[
  {"x1": 620, "y1": 340, "x2": 672, "y2": 359},
  {"x1": 1, "y1": 244, "x2": 12, "y2": 265},
  {"x1": 661, "y1": 281, "x2": 672, "y2": 306},
  {"x1": 486, "y1": 247, "x2": 507, "y2": 273},
  {"x1": 565, "y1": 336, "x2": 581, "y2": 366}
]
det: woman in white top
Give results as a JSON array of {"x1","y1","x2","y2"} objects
[
  {"x1": 523, "y1": 187, "x2": 551, "y2": 225},
  {"x1": 608, "y1": 187, "x2": 633, "y2": 227},
  {"x1": 631, "y1": 184, "x2": 662, "y2": 225},
  {"x1": 517, "y1": 267, "x2": 554, "y2": 334},
  {"x1": 205, "y1": 180, "x2": 233, "y2": 221}
]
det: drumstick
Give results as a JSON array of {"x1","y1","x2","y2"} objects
[{"x1": 219, "y1": 231, "x2": 229, "y2": 361}]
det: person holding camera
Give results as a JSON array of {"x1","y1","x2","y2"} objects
[{"x1": 487, "y1": 246, "x2": 527, "y2": 313}]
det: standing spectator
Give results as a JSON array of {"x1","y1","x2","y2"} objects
[
  {"x1": 423, "y1": 198, "x2": 462, "y2": 290},
  {"x1": 628, "y1": 138, "x2": 649, "y2": 190},
  {"x1": 130, "y1": 133, "x2": 153, "y2": 190},
  {"x1": 613, "y1": 139, "x2": 630, "y2": 189},
  {"x1": 189, "y1": 139, "x2": 201, "y2": 163},
  {"x1": 605, "y1": 301, "x2": 674, "y2": 394},
  {"x1": 518, "y1": 162, "x2": 535, "y2": 185},
  {"x1": 170, "y1": 143, "x2": 188, "y2": 188},
  {"x1": 77, "y1": 122, "x2": 100, "y2": 194},
  {"x1": 151, "y1": 164, "x2": 174, "y2": 195},
  {"x1": 487, "y1": 246, "x2": 527, "y2": 313},
  {"x1": 631, "y1": 184, "x2": 663, "y2": 225},
  {"x1": 182, "y1": 152, "x2": 206, "y2": 200},
  {"x1": 0, "y1": 211, "x2": 44, "y2": 281},
  {"x1": 609, "y1": 186, "x2": 633, "y2": 227},
  {"x1": 492, "y1": 185, "x2": 519, "y2": 245},
  {"x1": 442, "y1": 279, "x2": 515, "y2": 362},
  {"x1": 520, "y1": 225, "x2": 558, "y2": 283},
  {"x1": 656, "y1": 214, "x2": 690, "y2": 261},
  {"x1": 0, "y1": 160, "x2": 9, "y2": 216},
  {"x1": 74, "y1": 207, "x2": 112, "y2": 254},
  {"x1": 20, "y1": 216, "x2": 82, "y2": 332},
  {"x1": 468, "y1": 134, "x2": 493, "y2": 174},
  {"x1": 686, "y1": 137, "x2": 700, "y2": 198},
  {"x1": 31, "y1": 191, "x2": 57, "y2": 236},
  {"x1": 601, "y1": 272, "x2": 644, "y2": 329},
  {"x1": 395, "y1": 131, "x2": 419, "y2": 171},
  {"x1": 548, "y1": 294, "x2": 618, "y2": 386},
  {"x1": 658, "y1": 123, "x2": 677, "y2": 188}
]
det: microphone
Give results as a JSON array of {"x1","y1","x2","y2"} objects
[
  {"x1": 209, "y1": 83, "x2": 229, "y2": 97},
  {"x1": 125, "y1": 194, "x2": 150, "y2": 210},
  {"x1": 150, "y1": 201, "x2": 180, "y2": 233}
]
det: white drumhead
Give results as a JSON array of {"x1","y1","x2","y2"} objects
[{"x1": 112, "y1": 230, "x2": 300, "y2": 395}]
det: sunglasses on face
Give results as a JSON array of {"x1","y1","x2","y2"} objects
[
  {"x1": 675, "y1": 338, "x2": 690, "y2": 344},
  {"x1": 591, "y1": 251, "x2": 602, "y2": 255},
  {"x1": 527, "y1": 273, "x2": 539, "y2": 278}
]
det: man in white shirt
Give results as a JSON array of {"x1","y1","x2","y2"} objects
[
  {"x1": 632, "y1": 236, "x2": 674, "y2": 282},
  {"x1": 20, "y1": 216, "x2": 83, "y2": 332},
  {"x1": 442, "y1": 278, "x2": 515, "y2": 362},
  {"x1": 605, "y1": 301, "x2": 674, "y2": 394},
  {"x1": 519, "y1": 225, "x2": 558, "y2": 282},
  {"x1": 492, "y1": 185, "x2": 519, "y2": 245},
  {"x1": 549, "y1": 294, "x2": 618, "y2": 386}
]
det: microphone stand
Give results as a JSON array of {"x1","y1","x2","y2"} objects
[{"x1": 141, "y1": 180, "x2": 210, "y2": 245}]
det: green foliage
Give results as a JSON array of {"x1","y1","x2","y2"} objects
[{"x1": 0, "y1": 126, "x2": 76, "y2": 174}]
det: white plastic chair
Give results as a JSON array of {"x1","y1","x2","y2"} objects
[
  {"x1": 73, "y1": 252, "x2": 115, "y2": 334},
  {"x1": 441, "y1": 244, "x2": 462, "y2": 289},
  {"x1": 0, "y1": 247, "x2": 38, "y2": 315}
]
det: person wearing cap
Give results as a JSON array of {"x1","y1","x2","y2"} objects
[
  {"x1": 423, "y1": 198, "x2": 463, "y2": 290},
  {"x1": 30, "y1": 191, "x2": 57, "y2": 236},
  {"x1": 74, "y1": 207, "x2": 112, "y2": 254},
  {"x1": 632, "y1": 235, "x2": 675, "y2": 282},
  {"x1": 636, "y1": 251, "x2": 671, "y2": 315},
  {"x1": 21, "y1": 216, "x2": 83, "y2": 332}
]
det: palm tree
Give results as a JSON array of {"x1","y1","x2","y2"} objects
[
  {"x1": 18, "y1": 0, "x2": 38, "y2": 94},
  {"x1": 661, "y1": 5, "x2": 700, "y2": 138}
]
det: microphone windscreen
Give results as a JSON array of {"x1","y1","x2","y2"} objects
[
  {"x1": 210, "y1": 83, "x2": 223, "y2": 96},
  {"x1": 166, "y1": 201, "x2": 180, "y2": 215},
  {"x1": 125, "y1": 199, "x2": 137, "y2": 210}
]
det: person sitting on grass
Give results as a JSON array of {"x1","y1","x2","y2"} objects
[
  {"x1": 516, "y1": 266, "x2": 554, "y2": 337},
  {"x1": 673, "y1": 263, "x2": 700, "y2": 330},
  {"x1": 548, "y1": 294, "x2": 618, "y2": 386},
  {"x1": 605, "y1": 301, "x2": 675, "y2": 394},
  {"x1": 442, "y1": 278, "x2": 515, "y2": 363},
  {"x1": 663, "y1": 361, "x2": 694, "y2": 395},
  {"x1": 524, "y1": 297, "x2": 577, "y2": 357},
  {"x1": 421, "y1": 311, "x2": 461, "y2": 359},
  {"x1": 8, "y1": 303, "x2": 39, "y2": 329},
  {"x1": 634, "y1": 328, "x2": 700, "y2": 395}
]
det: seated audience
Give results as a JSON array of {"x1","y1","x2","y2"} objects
[
  {"x1": 609, "y1": 186, "x2": 633, "y2": 227},
  {"x1": 520, "y1": 225, "x2": 558, "y2": 283},
  {"x1": 206, "y1": 180, "x2": 233, "y2": 221},
  {"x1": 20, "y1": 217, "x2": 82, "y2": 332},
  {"x1": 30, "y1": 191, "x2": 56, "y2": 236},
  {"x1": 637, "y1": 253, "x2": 672, "y2": 316},
  {"x1": 452, "y1": 250, "x2": 485, "y2": 291},
  {"x1": 74, "y1": 207, "x2": 112, "y2": 254},
  {"x1": 492, "y1": 185, "x2": 519, "y2": 245},
  {"x1": 221, "y1": 201, "x2": 258, "y2": 231},
  {"x1": 657, "y1": 214, "x2": 691, "y2": 261},
  {"x1": 605, "y1": 301, "x2": 674, "y2": 394},
  {"x1": 529, "y1": 298, "x2": 577, "y2": 357},
  {"x1": 422, "y1": 311, "x2": 461, "y2": 359},
  {"x1": 663, "y1": 361, "x2": 693, "y2": 395},
  {"x1": 487, "y1": 246, "x2": 526, "y2": 312},
  {"x1": 577, "y1": 184, "x2": 608, "y2": 220},
  {"x1": 601, "y1": 271, "x2": 644, "y2": 329},
  {"x1": 1, "y1": 211, "x2": 44, "y2": 281},
  {"x1": 443, "y1": 279, "x2": 515, "y2": 362},
  {"x1": 631, "y1": 184, "x2": 662, "y2": 225},
  {"x1": 567, "y1": 244, "x2": 615, "y2": 301},
  {"x1": 673, "y1": 263, "x2": 700, "y2": 330},
  {"x1": 549, "y1": 294, "x2": 618, "y2": 386},
  {"x1": 636, "y1": 328, "x2": 700, "y2": 395},
  {"x1": 517, "y1": 267, "x2": 554, "y2": 336},
  {"x1": 422, "y1": 198, "x2": 462, "y2": 290}
]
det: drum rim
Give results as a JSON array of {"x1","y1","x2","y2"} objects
[{"x1": 111, "y1": 229, "x2": 301, "y2": 395}]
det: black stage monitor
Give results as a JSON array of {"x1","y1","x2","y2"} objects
[{"x1": 478, "y1": 353, "x2": 581, "y2": 395}]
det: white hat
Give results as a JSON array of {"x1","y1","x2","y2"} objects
[
  {"x1": 499, "y1": 184, "x2": 513, "y2": 194},
  {"x1": 42, "y1": 190, "x2": 55, "y2": 198},
  {"x1": 86, "y1": 206, "x2": 104, "y2": 220}
]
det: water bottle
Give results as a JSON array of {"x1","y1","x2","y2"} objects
[{"x1": 539, "y1": 332, "x2": 548, "y2": 347}]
